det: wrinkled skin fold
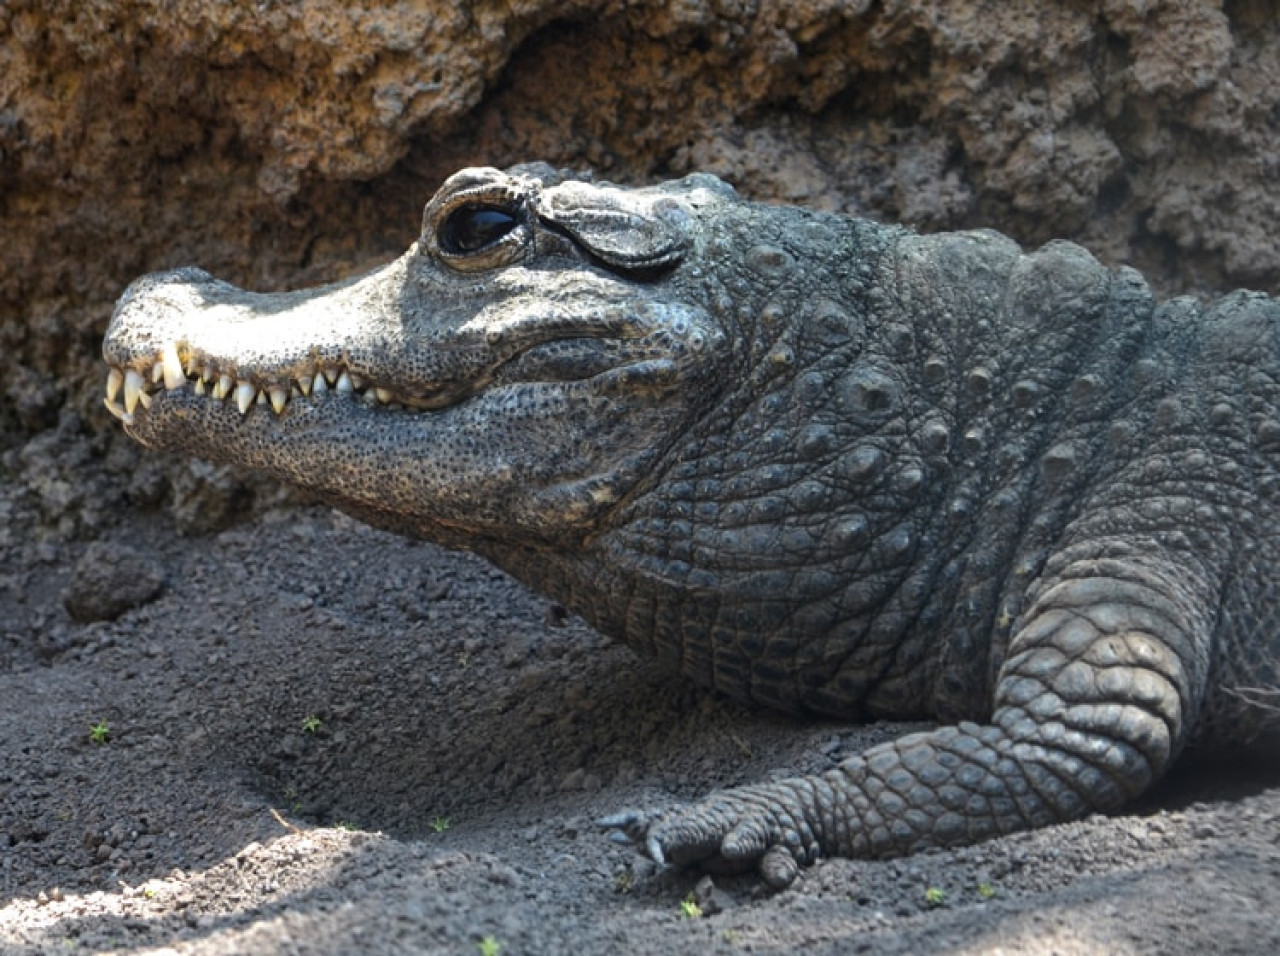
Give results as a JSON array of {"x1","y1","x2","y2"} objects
[{"x1": 104, "y1": 163, "x2": 1280, "y2": 886}]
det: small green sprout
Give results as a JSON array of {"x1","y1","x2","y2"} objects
[
  {"x1": 334, "y1": 820, "x2": 358, "y2": 832},
  {"x1": 977, "y1": 881, "x2": 996, "y2": 900},
  {"x1": 680, "y1": 894, "x2": 703, "y2": 919},
  {"x1": 301, "y1": 715, "x2": 323, "y2": 734},
  {"x1": 89, "y1": 721, "x2": 111, "y2": 745},
  {"x1": 431, "y1": 816, "x2": 451, "y2": 833},
  {"x1": 477, "y1": 936, "x2": 501, "y2": 956},
  {"x1": 925, "y1": 887, "x2": 947, "y2": 908}
]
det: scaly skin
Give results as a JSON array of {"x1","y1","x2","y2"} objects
[{"x1": 103, "y1": 164, "x2": 1280, "y2": 886}]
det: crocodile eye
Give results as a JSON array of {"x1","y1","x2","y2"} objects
[{"x1": 438, "y1": 204, "x2": 520, "y2": 255}]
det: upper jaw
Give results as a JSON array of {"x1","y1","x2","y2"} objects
[
  {"x1": 102, "y1": 256, "x2": 421, "y2": 424},
  {"x1": 101, "y1": 252, "x2": 718, "y2": 431}
]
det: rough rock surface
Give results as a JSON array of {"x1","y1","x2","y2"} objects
[{"x1": 3, "y1": 1, "x2": 1280, "y2": 952}]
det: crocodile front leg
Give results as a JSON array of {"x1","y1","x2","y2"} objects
[{"x1": 604, "y1": 542, "x2": 1215, "y2": 887}]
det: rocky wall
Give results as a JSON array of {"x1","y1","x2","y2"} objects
[{"x1": 3, "y1": 0, "x2": 1277, "y2": 526}]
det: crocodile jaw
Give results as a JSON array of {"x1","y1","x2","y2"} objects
[{"x1": 102, "y1": 246, "x2": 723, "y2": 548}]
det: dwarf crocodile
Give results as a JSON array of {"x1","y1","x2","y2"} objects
[{"x1": 103, "y1": 164, "x2": 1280, "y2": 887}]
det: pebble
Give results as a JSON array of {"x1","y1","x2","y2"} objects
[
  {"x1": 62, "y1": 542, "x2": 166, "y2": 623},
  {"x1": 694, "y1": 875, "x2": 734, "y2": 915}
]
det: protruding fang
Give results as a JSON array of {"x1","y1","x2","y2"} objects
[
  {"x1": 322, "y1": 367, "x2": 339, "y2": 386},
  {"x1": 297, "y1": 374, "x2": 313, "y2": 396},
  {"x1": 335, "y1": 370, "x2": 353, "y2": 393},
  {"x1": 137, "y1": 390, "x2": 153, "y2": 409},
  {"x1": 349, "y1": 372, "x2": 366, "y2": 390},
  {"x1": 235, "y1": 382, "x2": 257, "y2": 415},
  {"x1": 256, "y1": 389, "x2": 268, "y2": 406},
  {"x1": 214, "y1": 374, "x2": 234, "y2": 400},
  {"x1": 151, "y1": 362, "x2": 164, "y2": 385},
  {"x1": 124, "y1": 369, "x2": 144, "y2": 414},
  {"x1": 162, "y1": 343, "x2": 186, "y2": 390},
  {"x1": 375, "y1": 387, "x2": 393, "y2": 404},
  {"x1": 312, "y1": 375, "x2": 329, "y2": 396},
  {"x1": 103, "y1": 397, "x2": 132, "y2": 423},
  {"x1": 194, "y1": 378, "x2": 207, "y2": 396},
  {"x1": 267, "y1": 385, "x2": 288, "y2": 414},
  {"x1": 201, "y1": 365, "x2": 215, "y2": 384},
  {"x1": 106, "y1": 368, "x2": 123, "y2": 402}
]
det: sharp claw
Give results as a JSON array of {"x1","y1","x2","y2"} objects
[
  {"x1": 596, "y1": 810, "x2": 640, "y2": 830},
  {"x1": 646, "y1": 834, "x2": 666, "y2": 865},
  {"x1": 598, "y1": 809, "x2": 656, "y2": 848}
]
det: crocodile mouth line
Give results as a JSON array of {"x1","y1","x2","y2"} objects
[{"x1": 103, "y1": 343, "x2": 442, "y2": 425}]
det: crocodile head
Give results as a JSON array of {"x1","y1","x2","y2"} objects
[{"x1": 102, "y1": 164, "x2": 739, "y2": 549}]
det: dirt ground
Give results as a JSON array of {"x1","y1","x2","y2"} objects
[{"x1": 2, "y1": 444, "x2": 1279, "y2": 954}]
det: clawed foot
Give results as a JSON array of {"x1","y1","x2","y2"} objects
[{"x1": 599, "y1": 782, "x2": 822, "y2": 889}]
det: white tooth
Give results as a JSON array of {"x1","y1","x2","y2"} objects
[
  {"x1": 215, "y1": 374, "x2": 233, "y2": 400},
  {"x1": 106, "y1": 368, "x2": 123, "y2": 402},
  {"x1": 348, "y1": 372, "x2": 366, "y2": 390},
  {"x1": 162, "y1": 343, "x2": 185, "y2": 390},
  {"x1": 297, "y1": 374, "x2": 313, "y2": 396},
  {"x1": 103, "y1": 397, "x2": 131, "y2": 423},
  {"x1": 202, "y1": 365, "x2": 215, "y2": 384},
  {"x1": 322, "y1": 367, "x2": 339, "y2": 386},
  {"x1": 194, "y1": 378, "x2": 207, "y2": 396},
  {"x1": 235, "y1": 382, "x2": 257, "y2": 414},
  {"x1": 124, "y1": 369, "x2": 144, "y2": 414},
  {"x1": 268, "y1": 385, "x2": 288, "y2": 414},
  {"x1": 335, "y1": 371, "x2": 353, "y2": 393},
  {"x1": 375, "y1": 387, "x2": 393, "y2": 404},
  {"x1": 151, "y1": 362, "x2": 164, "y2": 385},
  {"x1": 290, "y1": 385, "x2": 303, "y2": 399},
  {"x1": 256, "y1": 389, "x2": 267, "y2": 405},
  {"x1": 312, "y1": 375, "x2": 328, "y2": 396},
  {"x1": 138, "y1": 390, "x2": 153, "y2": 409}
]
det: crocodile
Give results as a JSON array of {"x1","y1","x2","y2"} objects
[{"x1": 103, "y1": 163, "x2": 1280, "y2": 887}]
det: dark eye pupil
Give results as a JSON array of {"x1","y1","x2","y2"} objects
[{"x1": 439, "y1": 204, "x2": 519, "y2": 254}]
